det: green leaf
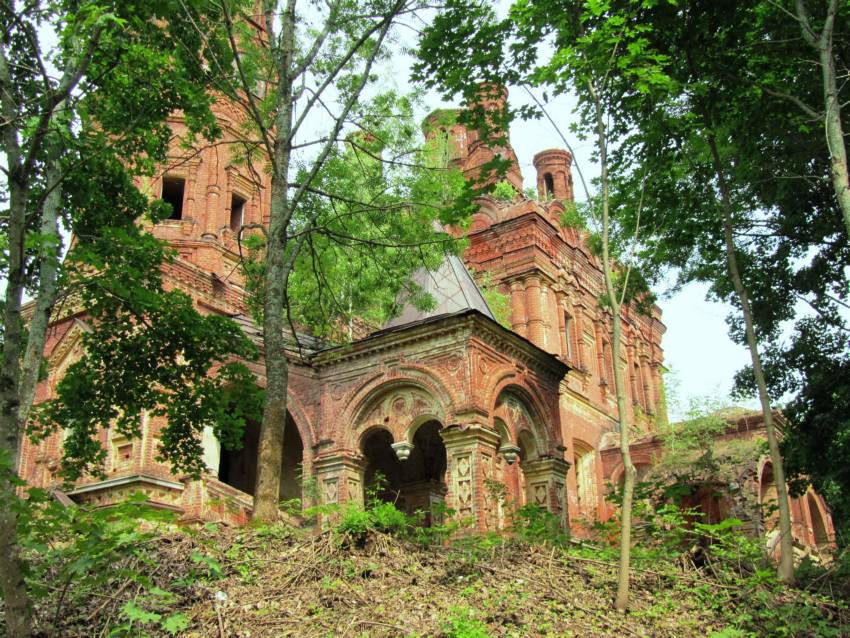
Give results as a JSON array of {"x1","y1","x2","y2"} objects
[{"x1": 161, "y1": 612, "x2": 190, "y2": 635}]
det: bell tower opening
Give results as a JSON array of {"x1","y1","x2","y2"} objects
[
  {"x1": 230, "y1": 193, "x2": 246, "y2": 233},
  {"x1": 161, "y1": 176, "x2": 186, "y2": 220},
  {"x1": 544, "y1": 173, "x2": 555, "y2": 198}
]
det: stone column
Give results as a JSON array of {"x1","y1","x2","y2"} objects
[
  {"x1": 522, "y1": 457, "x2": 571, "y2": 529},
  {"x1": 641, "y1": 354, "x2": 656, "y2": 414},
  {"x1": 544, "y1": 285, "x2": 561, "y2": 355},
  {"x1": 594, "y1": 321, "x2": 605, "y2": 385},
  {"x1": 525, "y1": 276, "x2": 545, "y2": 348},
  {"x1": 510, "y1": 281, "x2": 528, "y2": 338},
  {"x1": 442, "y1": 422, "x2": 501, "y2": 532},
  {"x1": 574, "y1": 305, "x2": 588, "y2": 371},
  {"x1": 205, "y1": 184, "x2": 221, "y2": 236},
  {"x1": 185, "y1": 166, "x2": 198, "y2": 224},
  {"x1": 626, "y1": 344, "x2": 638, "y2": 407}
]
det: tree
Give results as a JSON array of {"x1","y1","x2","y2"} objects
[
  {"x1": 598, "y1": 0, "x2": 848, "y2": 582},
  {"x1": 0, "y1": 2, "x2": 253, "y2": 635},
  {"x1": 778, "y1": 320, "x2": 850, "y2": 546},
  {"x1": 784, "y1": 0, "x2": 850, "y2": 239},
  {"x1": 208, "y1": 1, "x2": 478, "y2": 521}
]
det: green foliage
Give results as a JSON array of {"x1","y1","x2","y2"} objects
[
  {"x1": 491, "y1": 180, "x2": 517, "y2": 201},
  {"x1": 369, "y1": 501, "x2": 410, "y2": 534},
  {"x1": 412, "y1": 501, "x2": 466, "y2": 546},
  {"x1": 440, "y1": 605, "x2": 491, "y2": 638},
  {"x1": 3, "y1": 479, "x2": 191, "y2": 636},
  {"x1": 336, "y1": 503, "x2": 377, "y2": 537},
  {"x1": 3, "y1": 0, "x2": 258, "y2": 488},
  {"x1": 26, "y1": 142, "x2": 260, "y2": 481},
  {"x1": 770, "y1": 320, "x2": 850, "y2": 547},
  {"x1": 510, "y1": 504, "x2": 567, "y2": 545},
  {"x1": 237, "y1": 90, "x2": 474, "y2": 343}
]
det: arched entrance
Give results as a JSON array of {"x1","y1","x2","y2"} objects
[
  {"x1": 807, "y1": 492, "x2": 830, "y2": 548},
  {"x1": 491, "y1": 388, "x2": 568, "y2": 529},
  {"x1": 218, "y1": 413, "x2": 304, "y2": 503},
  {"x1": 361, "y1": 421, "x2": 447, "y2": 523}
]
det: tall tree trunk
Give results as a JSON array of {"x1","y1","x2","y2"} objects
[
  {"x1": 708, "y1": 135, "x2": 796, "y2": 584},
  {"x1": 253, "y1": 0, "x2": 298, "y2": 522},
  {"x1": 0, "y1": 122, "x2": 67, "y2": 638},
  {"x1": 589, "y1": 82, "x2": 635, "y2": 612},
  {"x1": 18, "y1": 133, "x2": 65, "y2": 433},
  {"x1": 0, "y1": 91, "x2": 33, "y2": 638},
  {"x1": 795, "y1": 0, "x2": 850, "y2": 239}
]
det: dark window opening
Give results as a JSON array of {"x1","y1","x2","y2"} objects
[
  {"x1": 544, "y1": 172, "x2": 555, "y2": 197},
  {"x1": 161, "y1": 176, "x2": 186, "y2": 220},
  {"x1": 218, "y1": 420, "x2": 260, "y2": 495},
  {"x1": 230, "y1": 194, "x2": 246, "y2": 233}
]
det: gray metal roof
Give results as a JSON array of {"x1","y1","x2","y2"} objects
[
  {"x1": 231, "y1": 313, "x2": 324, "y2": 353},
  {"x1": 381, "y1": 254, "x2": 495, "y2": 330}
]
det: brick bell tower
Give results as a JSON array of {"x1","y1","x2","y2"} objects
[{"x1": 427, "y1": 85, "x2": 666, "y2": 522}]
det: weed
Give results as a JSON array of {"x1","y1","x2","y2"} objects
[{"x1": 440, "y1": 606, "x2": 491, "y2": 638}]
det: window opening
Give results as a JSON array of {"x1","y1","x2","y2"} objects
[
  {"x1": 230, "y1": 193, "x2": 246, "y2": 233},
  {"x1": 161, "y1": 176, "x2": 186, "y2": 220},
  {"x1": 544, "y1": 172, "x2": 555, "y2": 197}
]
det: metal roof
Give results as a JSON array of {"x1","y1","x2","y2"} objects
[{"x1": 381, "y1": 253, "x2": 495, "y2": 330}]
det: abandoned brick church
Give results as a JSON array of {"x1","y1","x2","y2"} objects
[{"x1": 18, "y1": 87, "x2": 835, "y2": 552}]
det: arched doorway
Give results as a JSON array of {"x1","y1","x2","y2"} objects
[
  {"x1": 218, "y1": 413, "x2": 304, "y2": 503},
  {"x1": 361, "y1": 421, "x2": 447, "y2": 524},
  {"x1": 807, "y1": 493, "x2": 830, "y2": 548}
]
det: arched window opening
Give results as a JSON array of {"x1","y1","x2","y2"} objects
[
  {"x1": 808, "y1": 493, "x2": 830, "y2": 547},
  {"x1": 544, "y1": 172, "x2": 555, "y2": 197}
]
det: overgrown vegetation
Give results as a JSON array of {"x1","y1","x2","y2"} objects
[{"x1": 3, "y1": 484, "x2": 848, "y2": 637}]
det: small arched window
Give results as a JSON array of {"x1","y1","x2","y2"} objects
[{"x1": 544, "y1": 172, "x2": 555, "y2": 197}]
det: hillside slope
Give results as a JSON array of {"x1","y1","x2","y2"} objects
[{"x1": 25, "y1": 521, "x2": 848, "y2": 638}]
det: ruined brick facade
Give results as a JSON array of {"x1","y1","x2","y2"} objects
[{"x1": 17, "y1": 89, "x2": 835, "y2": 550}]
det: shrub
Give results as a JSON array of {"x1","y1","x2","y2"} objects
[
  {"x1": 440, "y1": 605, "x2": 491, "y2": 638},
  {"x1": 9, "y1": 487, "x2": 187, "y2": 636},
  {"x1": 510, "y1": 504, "x2": 567, "y2": 545},
  {"x1": 370, "y1": 501, "x2": 409, "y2": 534},
  {"x1": 336, "y1": 503, "x2": 375, "y2": 537}
]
